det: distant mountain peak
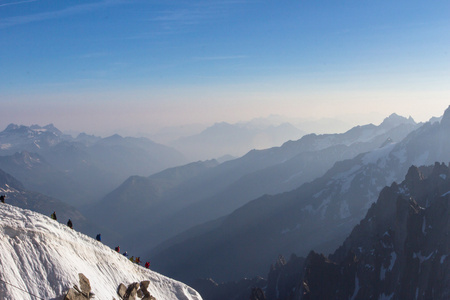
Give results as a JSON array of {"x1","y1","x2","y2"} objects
[
  {"x1": 4, "y1": 123, "x2": 18, "y2": 131},
  {"x1": 380, "y1": 113, "x2": 415, "y2": 128},
  {"x1": 105, "y1": 133, "x2": 123, "y2": 140},
  {"x1": 441, "y1": 105, "x2": 450, "y2": 126},
  {"x1": 3, "y1": 123, "x2": 63, "y2": 137},
  {"x1": 43, "y1": 123, "x2": 62, "y2": 133},
  {"x1": 4, "y1": 123, "x2": 27, "y2": 132},
  {"x1": 404, "y1": 164, "x2": 424, "y2": 183}
]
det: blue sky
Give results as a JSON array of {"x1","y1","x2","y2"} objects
[{"x1": 1, "y1": 0, "x2": 449, "y2": 136}]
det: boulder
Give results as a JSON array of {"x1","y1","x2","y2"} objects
[
  {"x1": 64, "y1": 273, "x2": 92, "y2": 300},
  {"x1": 137, "y1": 289, "x2": 144, "y2": 298},
  {"x1": 140, "y1": 280, "x2": 150, "y2": 292},
  {"x1": 124, "y1": 282, "x2": 140, "y2": 299},
  {"x1": 117, "y1": 283, "x2": 127, "y2": 298},
  {"x1": 117, "y1": 281, "x2": 156, "y2": 300},
  {"x1": 79, "y1": 273, "x2": 91, "y2": 297},
  {"x1": 64, "y1": 288, "x2": 87, "y2": 300}
]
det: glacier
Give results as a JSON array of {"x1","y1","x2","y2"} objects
[{"x1": 0, "y1": 203, "x2": 202, "y2": 300}]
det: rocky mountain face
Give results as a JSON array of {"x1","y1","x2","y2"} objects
[
  {"x1": 192, "y1": 163, "x2": 449, "y2": 300},
  {"x1": 90, "y1": 113, "x2": 418, "y2": 255},
  {"x1": 271, "y1": 163, "x2": 449, "y2": 300},
  {"x1": 264, "y1": 255, "x2": 306, "y2": 300},
  {"x1": 0, "y1": 124, "x2": 187, "y2": 206},
  {"x1": 148, "y1": 107, "x2": 449, "y2": 283}
]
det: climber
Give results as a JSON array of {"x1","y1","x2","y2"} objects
[
  {"x1": 115, "y1": 246, "x2": 120, "y2": 253},
  {"x1": 135, "y1": 257, "x2": 141, "y2": 265},
  {"x1": 0, "y1": 195, "x2": 5, "y2": 203},
  {"x1": 96, "y1": 234, "x2": 101, "y2": 241},
  {"x1": 51, "y1": 211, "x2": 57, "y2": 220},
  {"x1": 145, "y1": 262, "x2": 150, "y2": 269},
  {"x1": 123, "y1": 251, "x2": 128, "y2": 257},
  {"x1": 67, "y1": 219, "x2": 73, "y2": 229},
  {"x1": 130, "y1": 256, "x2": 135, "y2": 263}
]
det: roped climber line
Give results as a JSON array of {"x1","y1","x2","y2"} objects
[{"x1": 0, "y1": 277, "x2": 46, "y2": 300}]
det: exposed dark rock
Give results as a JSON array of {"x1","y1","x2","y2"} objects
[
  {"x1": 117, "y1": 283, "x2": 127, "y2": 298},
  {"x1": 79, "y1": 273, "x2": 91, "y2": 296},
  {"x1": 140, "y1": 280, "x2": 150, "y2": 292},
  {"x1": 266, "y1": 254, "x2": 305, "y2": 300},
  {"x1": 117, "y1": 281, "x2": 156, "y2": 300},
  {"x1": 124, "y1": 282, "x2": 139, "y2": 299},
  {"x1": 258, "y1": 163, "x2": 449, "y2": 300},
  {"x1": 137, "y1": 289, "x2": 144, "y2": 298},
  {"x1": 250, "y1": 287, "x2": 266, "y2": 300},
  {"x1": 65, "y1": 288, "x2": 86, "y2": 300},
  {"x1": 64, "y1": 273, "x2": 93, "y2": 300},
  {"x1": 295, "y1": 163, "x2": 450, "y2": 299}
]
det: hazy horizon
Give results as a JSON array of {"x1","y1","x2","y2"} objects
[{"x1": 1, "y1": 1, "x2": 449, "y2": 138}]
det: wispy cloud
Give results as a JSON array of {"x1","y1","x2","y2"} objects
[
  {"x1": 193, "y1": 55, "x2": 247, "y2": 61},
  {"x1": 146, "y1": 1, "x2": 244, "y2": 34},
  {"x1": 0, "y1": 0, "x2": 124, "y2": 28},
  {"x1": 0, "y1": 0, "x2": 37, "y2": 8},
  {"x1": 79, "y1": 52, "x2": 111, "y2": 59}
]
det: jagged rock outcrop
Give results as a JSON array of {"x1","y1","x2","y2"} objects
[
  {"x1": 64, "y1": 273, "x2": 93, "y2": 300},
  {"x1": 295, "y1": 162, "x2": 450, "y2": 300},
  {"x1": 265, "y1": 254, "x2": 305, "y2": 300},
  {"x1": 117, "y1": 280, "x2": 156, "y2": 300},
  {"x1": 259, "y1": 162, "x2": 449, "y2": 300},
  {"x1": 65, "y1": 275, "x2": 157, "y2": 300},
  {"x1": 250, "y1": 287, "x2": 266, "y2": 300}
]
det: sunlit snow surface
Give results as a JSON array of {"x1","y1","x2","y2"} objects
[{"x1": 0, "y1": 204, "x2": 202, "y2": 300}]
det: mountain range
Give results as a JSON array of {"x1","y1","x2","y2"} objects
[
  {"x1": 262, "y1": 162, "x2": 450, "y2": 300},
  {"x1": 147, "y1": 107, "x2": 450, "y2": 283},
  {"x1": 87, "y1": 113, "x2": 419, "y2": 256},
  {"x1": 168, "y1": 120, "x2": 306, "y2": 161},
  {"x1": 0, "y1": 124, "x2": 187, "y2": 206},
  {"x1": 1, "y1": 107, "x2": 448, "y2": 299},
  {"x1": 173, "y1": 162, "x2": 450, "y2": 300}
]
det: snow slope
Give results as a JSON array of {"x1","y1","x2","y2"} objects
[{"x1": 0, "y1": 203, "x2": 202, "y2": 300}]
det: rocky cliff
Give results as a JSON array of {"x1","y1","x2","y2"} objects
[{"x1": 266, "y1": 162, "x2": 449, "y2": 300}]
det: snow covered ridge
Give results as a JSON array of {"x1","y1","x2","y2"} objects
[{"x1": 0, "y1": 204, "x2": 202, "y2": 300}]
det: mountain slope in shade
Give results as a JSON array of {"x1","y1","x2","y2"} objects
[
  {"x1": 264, "y1": 163, "x2": 449, "y2": 300},
  {"x1": 0, "y1": 204, "x2": 203, "y2": 300},
  {"x1": 92, "y1": 113, "x2": 418, "y2": 255},
  {"x1": 86, "y1": 160, "x2": 219, "y2": 241},
  {"x1": 0, "y1": 168, "x2": 95, "y2": 236},
  {"x1": 164, "y1": 115, "x2": 418, "y2": 235},
  {"x1": 0, "y1": 152, "x2": 80, "y2": 202},
  {"x1": 148, "y1": 106, "x2": 449, "y2": 283},
  {"x1": 0, "y1": 124, "x2": 187, "y2": 206},
  {"x1": 189, "y1": 163, "x2": 450, "y2": 300}
]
